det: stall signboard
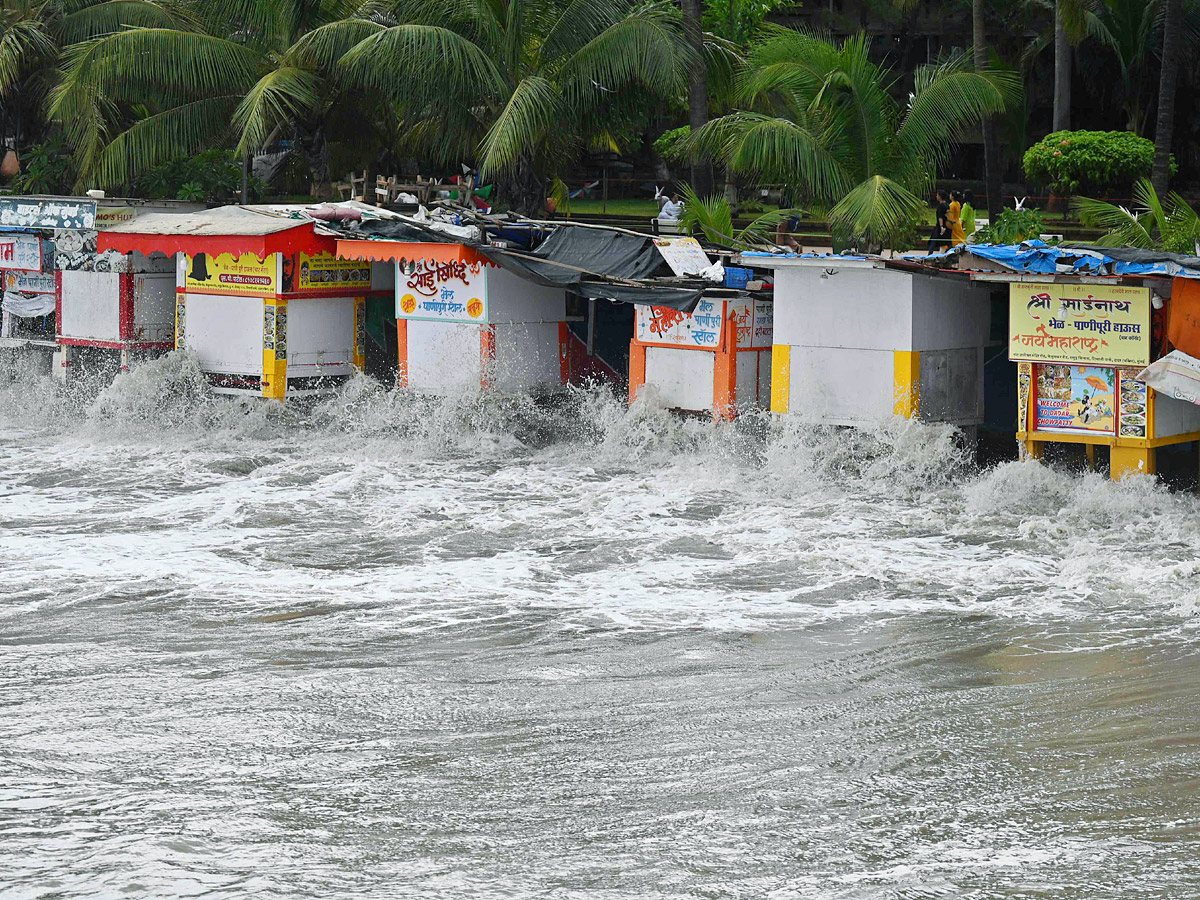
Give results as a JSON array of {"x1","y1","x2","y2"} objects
[
  {"x1": 653, "y1": 237, "x2": 713, "y2": 277},
  {"x1": 732, "y1": 297, "x2": 774, "y2": 349},
  {"x1": 3, "y1": 270, "x2": 55, "y2": 294},
  {"x1": 292, "y1": 252, "x2": 371, "y2": 293},
  {"x1": 1034, "y1": 364, "x2": 1117, "y2": 434},
  {"x1": 184, "y1": 252, "x2": 276, "y2": 297},
  {"x1": 0, "y1": 197, "x2": 95, "y2": 230},
  {"x1": 0, "y1": 233, "x2": 44, "y2": 272},
  {"x1": 636, "y1": 297, "x2": 724, "y2": 348},
  {"x1": 396, "y1": 258, "x2": 488, "y2": 323},
  {"x1": 1010, "y1": 282, "x2": 1150, "y2": 367}
]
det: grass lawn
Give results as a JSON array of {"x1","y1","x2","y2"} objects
[{"x1": 563, "y1": 198, "x2": 661, "y2": 217}]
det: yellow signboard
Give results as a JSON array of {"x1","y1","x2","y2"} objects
[
  {"x1": 292, "y1": 252, "x2": 370, "y2": 292},
  {"x1": 1009, "y1": 282, "x2": 1150, "y2": 367},
  {"x1": 185, "y1": 252, "x2": 276, "y2": 296}
]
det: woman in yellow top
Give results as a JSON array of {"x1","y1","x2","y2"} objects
[{"x1": 947, "y1": 190, "x2": 967, "y2": 245}]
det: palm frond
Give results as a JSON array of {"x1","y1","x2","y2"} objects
[
  {"x1": 0, "y1": 18, "x2": 55, "y2": 94},
  {"x1": 828, "y1": 174, "x2": 925, "y2": 249},
  {"x1": 233, "y1": 66, "x2": 323, "y2": 153},
  {"x1": 339, "y1": 23, "x2": 506, "y2": 107},
  {"x1": 1072, "y1": 193, "x2": 1156, "y2": 247},
  {"x1": 55, "y1": 1, "x2": 196, "y2": 44},
  {"x1": 479, "y1": 75, "x2": 563, "y2": 176},
  {"x1": 678, "y1": 185, "x2": 735, "y2": 245}
]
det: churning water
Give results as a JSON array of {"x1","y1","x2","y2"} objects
[{"x1": 3, "y1": 352, "x2": 1200, "y2": 899}]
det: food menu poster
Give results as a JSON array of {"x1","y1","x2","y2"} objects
[
  {"x1": 1010, "y1": 283, "x2": 1150, "y2": 367},
  {"x1": 1034, "y1": 364, "x2": 1116, "y2": 434},
  {"x1": 290, "y1": 253, "x2": 371, "y2": 292}
]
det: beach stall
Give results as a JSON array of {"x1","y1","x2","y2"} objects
[
  {"x1": 1008, "y1": 277, "x2": 1200, "y2": 479},
  {"x1": 99, "y1": 206, "x2": 392, "y2": 399},
  {"x1": 335, "y1": 236, "x2": 570, "y2": 394},
  {"x1": 627, "y1": 291, "x2": 773, "y2": 419},
  {"x1": 334, "y1": 223, "x2": 708, "y2": 396},
  {"x1": 747, "y1": 254, "x2": 993, "y2": 430}
]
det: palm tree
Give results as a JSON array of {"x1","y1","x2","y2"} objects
[
  {"x1": 51, "y1": 0, "x2": 372, "y2": 191},
  {"x1": 1151, "y1": 0, "x2": 1181, "y2": 196},
  {"x1": 299, "y1": 0, "x2": 692, "y2": 211},
  {"x1": 0, "y1": 0, "x2": 181, "y2": 150},
  {"x1": 1074, "y1": 176, "x2": 1200, "y2": 252},
  {"x1": 691, "y1": 30, "x2": 1016, "y2": 250}
]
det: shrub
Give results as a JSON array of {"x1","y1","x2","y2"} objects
[
  {"x1": 653, "y1": 125, "x2": 691, "y2": 165},
  {"x1": 974, "y1": 207, "x2": 1047, "y2": 244},
  {"x1": 1023, "y1": 130, "x2": 1170, "y2": 196},
  {"x1": 133, "y1": 150, "x2": 264, "y2": 202},
  {"x1": 11, "y1": 140, "x2": 78, "y2": 194}
]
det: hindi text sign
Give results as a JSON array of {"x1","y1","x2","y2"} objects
[{"x1": 1009, "y1": 282, "x2": 1150, "y2": 367}]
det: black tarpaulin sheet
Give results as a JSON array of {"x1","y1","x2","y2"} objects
[{"x1": 479, "y1": 227, "x2": 704, "y2": 311}]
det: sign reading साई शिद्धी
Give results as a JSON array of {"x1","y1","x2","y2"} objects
[
  {"x1": 395, "y1": 257, "x2": 488, "y2": 323},
  {"x1": 1009, "y1": 282, "x2": 1151, "y2": 367}
]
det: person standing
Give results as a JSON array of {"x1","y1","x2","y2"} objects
[
  {"x1": 960, "y1": 190, "x2": 976, "y2": 239},
  {"x1": 927, "y1": 190, "x2": 951, "y2": 253},
  {"x1": 948, "y1": 190, "x2": 967, "y2": 246}
]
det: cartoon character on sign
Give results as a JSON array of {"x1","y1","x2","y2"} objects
[
  {"x1": 467, "y1": 298, "x2": 483, "y2": 318},
  {"x1": 188, "y1": 253, "x2": 211, "y2": 282},
  {"x1": 400, "y1": 293, "x2": 417, "y2": 314}
]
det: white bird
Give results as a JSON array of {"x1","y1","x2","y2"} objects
[
  {"x1": 1014, "y1": 196, "x2": 1027, "y2": 210},
  {"x1": 591, "y1": 79, "x2": 614, "y2": 92}
]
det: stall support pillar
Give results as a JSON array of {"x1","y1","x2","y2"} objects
[
  {"x1": 1019, "y1": 439, "x2": 1044, "y2": 461},
  {"x1": 770, "y1": 344, "x2": 790, "y2": 414},
  {"x1": 712, "y1": 310, "x2": 738, "y2": 422},
  {"x1": 262, "y1": 298, "x2": 288, "y2": 401},
  {"x1": 1085, "y1": 444, "x2": 1096, "y2": 471},
  {"x1": 480, "y1": 324, "x2": 496, "y2": 390},
  {"x1": 628, "y1": 339, "x2": 646, "y2": 404},
  {"x1": 353, "y1": 298, "x2": 366, "y2": 372},
  {"x1": 558, "y1": 322, "x2": 571, "y2": 385},
  {"x1": 1110, "y1": 445, "x2": 1156, "y2": 480},
  {"x1": 893, "y1": 350, "x2": 920, "y2": 418},
  {"x1": 52, "y1": 344, "x2": 74, "y2": 383},
  {"x1": 396, "y1": 319, "x2": 409, "y2": 388},
  {"x1": 118, "y1": 347, "x2": 131, "y2": 374}
]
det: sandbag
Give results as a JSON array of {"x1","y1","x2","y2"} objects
[{"x1": 1137, "y1": 350, "x2": 1200, "y2": 405}]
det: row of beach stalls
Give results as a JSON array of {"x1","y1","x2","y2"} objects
[{"x1": 4, "y1": 194, "x2": 1200, "y2": 481}]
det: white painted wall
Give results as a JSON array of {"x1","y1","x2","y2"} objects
[
  {"x1": 287, "y1": 296, "x2": 355, "y2": 376},
  {"x1": 774, "y1": 266, "x2": 914, "y2": 350},
  {"x1": 787, "y1": 346, "x2": 894, "y2": 424},
  {"x1": 1154, "y1": 392, "x2": 1200, "y2": 438},
  {"x1": 911, "y1": 275, "x2": 991, "y2": 351},
  {"x1": 487, "y1": 267, "x2": 566, "y2": 323},
  {"x1": 59, "y1": 271, "x2": 120, "y2": 342},
  {"x1": 132, "y1": 273, "x2": 175, "y2": 343},
  {"x1": 407, "y1": 320, "x2": 481, "y2": 392},
  {"x1": 644, "y1": 347, "x2": 715, "y2": 412},
  {"x1": 185, "y1": 293, "x2": 263, "y2": 375},
  {"x1": 493, "y1": 322, "x2": 562, "y2": 393}
]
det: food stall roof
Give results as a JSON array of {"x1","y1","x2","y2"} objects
[{"x1": 97, "y1": 206, "x2": 334, "y2": 258}]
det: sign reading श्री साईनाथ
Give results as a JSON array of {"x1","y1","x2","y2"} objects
[{"x1": 1009, "y1": 282, "x2": 1151, "y2": 367}]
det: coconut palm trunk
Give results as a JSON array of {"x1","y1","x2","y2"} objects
[
  {"x1": 681, "y1": 0, "x2": 712, "y2": 196},
  {"x1": 973, "y1": 0, "x2": 1001, "y2": 221},
  {"x1": 1053, "y1": 1, "x2": 1071, "y2": 131},
  {"x1": 1152, "y1": 0, "x2": 1182, "y2": 197}
]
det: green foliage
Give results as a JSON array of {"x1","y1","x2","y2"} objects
[
  {"x1": 1023, "y1": 130, "x2": 1170, "y2": 195},
  {"x1": 703, "y1": 0, "x2": 795, "y2": 46},
  {"x1": 691, "y1": 31, "x2": 1017, "y2": 251},
  {"x1": 678, "y1": 184, "x2": 801, "y2": 247},
  {"x1": 133, "y1": 150, "x2": 262, "y2": 202},
  {"x1": 653, "y1": 125, "x2": 692, "y2": 165},
  {"x1": 1074, "y1": 177, "x2": 1200, "y2": 251},
  {"x1": 11, "y1": 139, "x2": 77, "y2": 193},
  {"x1": 973, "y1": 207, "x2": 1047, "y2": 244}
]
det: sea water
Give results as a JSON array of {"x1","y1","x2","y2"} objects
[{"x1": 2, "y1": 353, "x2": 1200, "y2": 899}]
